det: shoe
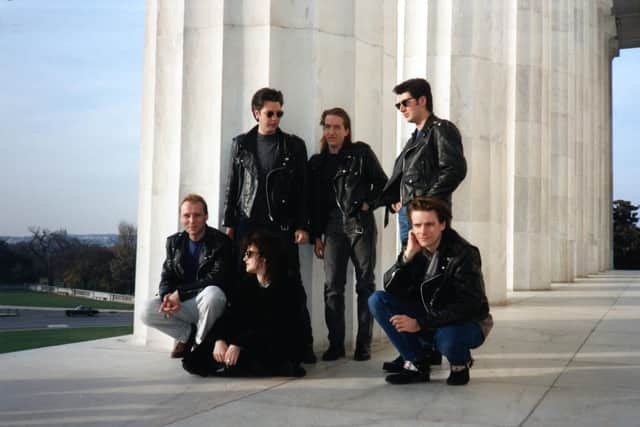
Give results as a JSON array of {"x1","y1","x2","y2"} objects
[
  {"x1": 447, "y1": 364, "x2": 470, "y2": 386},
  {"x1": 385, "y1": 360, "x2": 430, "y2": 385},
  {"x1": 170, "y1": 341, "x2": 189, "y2": 359},
  {"x1": 302, "y1": 345, "x2": 318, "y2": 364},
  {"x1": 321, "y1": 345, "x2": 346, "y2": 361},
  {"x1": 171, "y1": 325, "x2": 196, "y2": 359},
  {"x1": 382, "y1": 355, "x2": 404, "y2": 373},
  {"x1": 353, "y1": 345, "x2": 371, "y2": 361}
]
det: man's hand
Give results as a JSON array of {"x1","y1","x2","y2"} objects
[
  {"x1": 361, "y1": 201, "x2": 370, "y2": 212},
  {"x1": 158, "y1": 290, "x2": 181, "y2": 315},
  {"x1": 390, "y1": 314, "x2": 421, "y2": 333},
  {"x1": 225, "y1": 227, "x2": 234, "y2": 239},
  {"x1": 294, "y1": 229, "x2": 309, "y2": 245},
  {"x1": 213, "y1": 340, "x2": 229, "y2": 363},
  {"x1": 225, "y1": 344, "x2": 241, "y2": 367},
  {"x1": 391, "y1": 201, "x2": 402, "y2": 213},
  {"x1": 314, "y1": 238, "x2": 324, "y2": 259},
  {"x1": 403, "y1": 230, "x2": 421, "y2": 262}
]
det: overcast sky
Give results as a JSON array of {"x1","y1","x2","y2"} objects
[{"x1": 0, "y1": 1, "x2": 638, "y2": 236}]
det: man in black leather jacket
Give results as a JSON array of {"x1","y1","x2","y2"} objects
[
  {"x1": 379, "y1": 78, "x2": 467, "y2": 244},
  {"x1": 140, "y1": 194, "x2": 232, "y2": 359},
  {"x1": 222, "y1": 87, "x2": 315, "y2": 363},
  {"x1": 369, "y1": 197, "x2": 493, "y2": 385},
  {"x1": 308, "y1": 107, "x2": 387, "y2": 362}
]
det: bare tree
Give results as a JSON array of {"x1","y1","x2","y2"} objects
[
  {"x1": 28, "y1": 227, "x2": 73, "y2": 286},
  {"x1": 110, "y1": 222, "x2": 137, "y2": 294}
]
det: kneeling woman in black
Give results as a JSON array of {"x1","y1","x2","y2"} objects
[{"x1": 183, "y1": 230, "x2": 307, "y2": 377}]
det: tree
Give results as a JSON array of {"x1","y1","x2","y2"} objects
[
  {"x1": 613, "y1": 200, "x2": 640, "y2": 269},
  {"x1": 110, "y1": 222, "x2": 137, "y2": 294},
  {"x1": 28, "y1": 227, "x2": 75, "y2": 285}
]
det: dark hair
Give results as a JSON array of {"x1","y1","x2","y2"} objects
[
  {"x1": 393, "y1": 78, "x2": 433, "y2": 112},
  {"x1": 241, "y1": 230, "x2": 287, "y2": 283},
  {"x1": 319, "y1": 107, "x2": 352, "y2": 152},
  {"x1": 407, "y1": 197, "x2": 451, "y2": 228},
  {"x1": 251, "y1": 87, "x2": 284, "y2": 117},
  {"x1": 180, "y1": 193, "x2": 208, "y2": 215}
]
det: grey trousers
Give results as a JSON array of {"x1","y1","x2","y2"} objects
[
  {"x1": 140, "y1": 286, "x2": 227, "y2": 345},
  {"x1": 323, "y1": 210, "x2": 377, "y2": 349}
]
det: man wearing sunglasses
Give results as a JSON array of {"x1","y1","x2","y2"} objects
[
  {"x1": 223, "y1": 87, "x2": 316, "y2": 363},
  {"x1": 379, "y1": 78, "x2": 467, "y2": 246}
]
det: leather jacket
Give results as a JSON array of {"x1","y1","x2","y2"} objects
[
  {"x1": 159, "y1": 225, "x2": 233, "y2": 301},
  {"x1": 379, "y1": 114, "x2": 466, "y2": 209},
  {"x1": 223, "y1": 126, "x2": 309, "y2": 231},
  {"x1": 308, "y1": 141, "x2": 388, "y2": 239},
  {"x1": 383, "y1": 228, "x2": 491, "y2": 336}
]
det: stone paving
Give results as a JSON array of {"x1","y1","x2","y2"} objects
[{"x1": 1, "y1": 271, "x2": 639, "y2": 427}]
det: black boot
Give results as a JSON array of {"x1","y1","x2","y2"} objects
[
  {"x1": 447, "y1": 363, "x2": 470, "y2": 386},
  {"x1": 322, "y1": 344, "x2": 346, "y2": 361},
  {"x1": 385, "y1": 359, "x2": 430, "y2": 385},
  {"x1": 382, "y1": 355, "x2": 404, "y2": 372},
  {"x1": 353, "y1": 344, "x2": 371, "y2": 361}
]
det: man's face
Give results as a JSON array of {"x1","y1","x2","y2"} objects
[
  {"x1": 254, "y1": 101, "x2": 283, "y2": 135},
  {"x1": 395, "y1": 91, "x2": 426, "y2": 124},
  {"x1": 322, "y1": 114, "x2": 349, "y2": 151},
  {"x1": 180, "y1": 201, "x2": 208, "y2": 240},
  {"x1": 243, "y1": 244, "x2": 262, "y2": 274},
  {"x1": 410, "y1": 209, "x2": 446, "y2": 250}
]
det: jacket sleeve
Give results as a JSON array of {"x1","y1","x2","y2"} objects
[
  {"x1": 362, "y1": 144, "x2": 388, "y2": 208},
  {"x1": 293, "y1": 138, "x2": 310, "y2": 232},
  {"x1": 426, "y1": 121, "x2": 467, "y2": 199},
  {"x1": 417, "y1": 247, "x2": 487, "y2": 331},
  {"x1": 223, "y1": 139, "x2": 240, "y2": 228},
  {"x1": 178, "y1": 234, "x2": 233, "y2": 299},
  {"x1": 158, "y1": 238, "x2": 178, "y2": 299},
  {"x1": 383, "y1": 252, "x2": 421, "y2": 297}
]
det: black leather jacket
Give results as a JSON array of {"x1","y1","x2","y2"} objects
[
  {"x1": 223, "y1": 126, "x2": 309, "y2": 231},
  {"x1": 308, "y1": 141, "x2": 388, "y2": 239},
  {"x1": 383, "y1": 228, "x2": 491, "y2": 335},
  {"x1": 379, "y1": 114, "x2": 466, "y2": 209},
  {"x1": 159, "y1": 226, "x2": 232, "y2": 301}
]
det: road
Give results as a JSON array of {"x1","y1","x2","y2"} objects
[{"x1": 0, "y1": 308, "x2": 133, "y2": 331}]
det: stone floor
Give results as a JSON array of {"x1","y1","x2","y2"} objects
[{"x1": 1, "y1": 271, "x2": 640, "y2": 427}]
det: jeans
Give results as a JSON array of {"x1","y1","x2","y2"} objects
[
  {"x1": 368, "y1": 290, "x2": 485, "y2": 364},
  {"x1": 141, "y1": 286, "x2": 227, "y2": 345},
  {"x1": 323, "y1": 210, "x2": 376, "y2": 349},
  {"x1": 398, "y1": 206, "x2": 410, "y2": 245}
]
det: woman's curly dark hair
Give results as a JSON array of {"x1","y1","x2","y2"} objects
[{"x1": 241, "y1": 230, "x2": 288, "y2": 284}]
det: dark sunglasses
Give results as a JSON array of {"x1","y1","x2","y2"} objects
[
  {"x1": 243, "y1": 249, "x2": 258, "y2": 259},
  {"x1": 265, "y1": 111, "x2": 284, "y2": 118},
  {"x1": 394, "y1": 97, "x2": 415, "y2": 110}
]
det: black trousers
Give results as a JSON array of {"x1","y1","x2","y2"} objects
[{"x1": 322, "y1": 210, "x2": 376, "y2": 349}]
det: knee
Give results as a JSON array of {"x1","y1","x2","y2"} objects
[
  {"x1": 435, "y1": 332, "x2": 464, "y2": 357},
  {"x1": 198, "y1": 286, "x2": 227, "y2": 311},
  {"x1": 139, "y1": 297, "x2": 161, "y2": 326},
  {"x1": 368, "y1": 290, "x2": 387, "y2": 313}
]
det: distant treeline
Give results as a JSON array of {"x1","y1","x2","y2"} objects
[
  {"x1": 614, "y1": 200, "x2": 640, "y2": 270},
  {"x1": 0, "y1": 223, "x2": 136, "y2": 295}
]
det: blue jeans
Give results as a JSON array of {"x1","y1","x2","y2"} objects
[
  {"x1": 368, "y1": 291, "x2": 485, "y2": 364},
  {"x1": 398, "y1": 206, "x2": 410, "y2": 245}
]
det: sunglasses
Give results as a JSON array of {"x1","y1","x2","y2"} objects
[
  {"x1": 243, "y1": 249, "x2": 258, "y2": 259},
  {"x1": 265, "y1": 111, "x2": 284, "y2": 118},
  {"x1": 394, "y1": 97, "x2": 415, "y2": 110}
]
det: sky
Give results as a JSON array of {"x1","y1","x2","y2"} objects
[{"x1": 0, "y1": 2, "x2": 638, "y2": 236}]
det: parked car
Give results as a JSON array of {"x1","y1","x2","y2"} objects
[{"x1": 65, "y1": 305, "x2": 99, "y2": 317}]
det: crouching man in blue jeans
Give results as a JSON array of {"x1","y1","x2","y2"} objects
[{"x1": 369, "y1": 197, "x2": 493, "y2": 385}]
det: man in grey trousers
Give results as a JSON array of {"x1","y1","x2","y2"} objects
[{"x1": 141, "y1": 194, "x2": 232, "y2": 358}]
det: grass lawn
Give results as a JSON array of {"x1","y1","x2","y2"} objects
[
  {"x1": 0, "y1": 291, "x2": 133, "y2": 310},
  {"x1": 0, "y1": 326, "x2": 133, "y2": 354}
]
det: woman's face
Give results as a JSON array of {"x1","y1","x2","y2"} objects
[{"x1": 243, "y1": 244, "x2": 263, "y2": 274}]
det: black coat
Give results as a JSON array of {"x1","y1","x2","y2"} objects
[
  {"x1": 223, "y1": 126, "x2": 310, "y2": 231},
  {"x1": 383, "y1": 228, "x2": 490, "y2": 334},
  {"x1": 158, "y1": 226, "x2": 232, "y2": 301},
  {"x1": 379, "y1": 114, "x2": 466, "y2": 209}
]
